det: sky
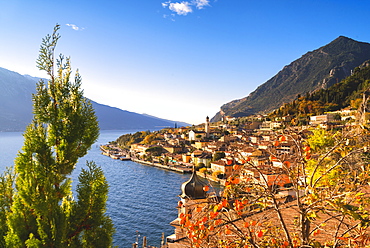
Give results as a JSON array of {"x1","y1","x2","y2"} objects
[{"x1": 1, "y1": 1, "x2": 370, "y2": 125}]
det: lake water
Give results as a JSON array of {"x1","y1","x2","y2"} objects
[{"x1": 0, "y1": 130, "x2": 190, "y2": 247}]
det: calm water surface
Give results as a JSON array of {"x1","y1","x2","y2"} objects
[{"x1": 0, "y1": 130, "x2": 190, "y2": 247}]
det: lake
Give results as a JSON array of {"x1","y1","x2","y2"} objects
[{"x1": 0, "y1": 130, "x2": 190, "y2": 247}]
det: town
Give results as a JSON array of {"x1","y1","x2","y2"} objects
[
  {"x1": 101, "y1": 106, "x2": 370, "y2": 248},
  {"x1": 101, "y1": 107, "x2": 356, "y2": 187}
]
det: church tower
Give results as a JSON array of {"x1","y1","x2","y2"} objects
[{"x1": 205, "y1": 116, "x2": 210, "y2": 138}]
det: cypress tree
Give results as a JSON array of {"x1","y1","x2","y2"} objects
[{"x1": 4, "y1": 25, "x2": 114, "y2": 247}]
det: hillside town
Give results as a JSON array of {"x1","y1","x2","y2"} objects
[
  {"x1": 102, "y1": 107, "x2": 370, "y2": 248},
  {"x1": 102, "y1": 108, "x2": 356, "y2": 187}
]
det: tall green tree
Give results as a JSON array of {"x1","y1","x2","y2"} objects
[
  {"x1": 4, "y1": 25, "x2": 114, "y2": 247},
  {"x1": 0, "y1": 168, "x2": 15, "y2": 247}
]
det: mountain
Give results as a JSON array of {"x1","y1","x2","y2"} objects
[
  {"x1": 212, "y1": 36, "x2": 370, "y2": 121},
  {"x1": 0, "y1": 67, "x2": 190, "y2": 132},
  {"x1": 268, "y1": 60, "x2": 370, "y2": 120}
]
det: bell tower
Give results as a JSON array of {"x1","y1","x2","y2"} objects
[{"x1": 205, "y1": 116, "x2": 210, "y2": 138}]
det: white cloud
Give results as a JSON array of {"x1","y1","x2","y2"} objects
[
  {"x1": 192, "y1": 0, "x2": 210, "y2": 9},
  {"x1": 169, "y1": 2, "x2": 193, "y2": 15},
  {"x1": 163, "y1": 14, "x2": 176, "y2": 21},
  {"x1": 162, "y1": 1, "x2": 170, "y2": 8},
  {"x1": 66, "y1": 24, "x2": 84, "y2": 31},
  {"x1": 162, "y1": 0, "x2": 211, "y2": 16}
]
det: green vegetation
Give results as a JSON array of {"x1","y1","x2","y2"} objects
[
  {"x1": 0, "y1": 25, "x2": 114, "y2": 247},
  {"x1": 115, "y1": 130, "x2": 166, "y2": 148},
  {"x1": 115, "y1": 130, "x2": 151, "y2": 148},
  {"x1": 269, "y1": 62, "x2": 370, "y2": 119},
  {"x1": 213, "y1": 151, "x2": 226, "y2": 161},
  {"x1": 145, "y1": 146, "x2": 165, "y2": 156},
  {"x1": 195, "y1": 162, "x2": 206, "y2": 171}
]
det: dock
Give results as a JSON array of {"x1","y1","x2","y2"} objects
[{"x1": 130, "y1": 158, "x2": 192, "y2": 174}]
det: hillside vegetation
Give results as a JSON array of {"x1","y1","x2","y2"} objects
[
  {"x1": 212, "y1": 36, "x2": 370, "y2": 121},
  {"x1": 269, "y1": 61, "x2": 370, "y2": 119}
]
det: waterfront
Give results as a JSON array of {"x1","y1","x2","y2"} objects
[{"x1": 0, "y1": 130, "x2": 191, "y2": 247}]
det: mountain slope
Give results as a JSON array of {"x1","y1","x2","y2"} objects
[
  {"x1": 212, "y1": 36, "x2": 370, "y2": 121},
  {"x1": 0, "y1": 68, "x2": 35, "y2": 131},
  {"x1": 0, "y1": 67, "x2": 189, "y2": 131},
  {"x1": 268, "y1": 60, "x2": 370, "y2": 119}
]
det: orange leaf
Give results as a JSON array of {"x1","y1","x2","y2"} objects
[
  {"x1": 257, "y1": 230, "x2": 263, "y2": 238},
  {"x1": 209, "y1": 211, "x2": 219, "y2": 219},
  {"x1": 233, "y1": 164, "x2": 241, "y2": 170},
  {"x1": 225, "y1": 229, "x2": 231, "y2": 235},
  {"x1": 279, "y1": 136, "x2": 286, "y2": 141},
  {"x1": 336, "y1": 237, "x2": 348, "y2": 241},
  {"x1": 214, "y1": 219, "x2": 223, "y2": 225},
  {"x1": 283, "y1": 161, "x2": 291, "y2": 167},
  {"x1": 180, "y1": 218, "x2": 186, "y2": 225},
  {"x1": 203, "y1": 185, "x2": 210, "y2": 192},
  {"x1": 243, "y1": 222, "x2": 249, "y2": 228},
  {"x1": 232, "y1": 178, "x2": 241, "y2": 184},
  {"x1": 217, "y1": 204, "x2": 223, "y2": 211},
  {"x1": 251, "y1": 220, "x2": 257, "y2": 226},
  {"x1": 273, "y1": 140, "x2": 280, "y2": 146}
]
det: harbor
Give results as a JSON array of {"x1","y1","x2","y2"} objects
[{"x1": 100, "y1": 145, "x2": 192, "y2": 174}]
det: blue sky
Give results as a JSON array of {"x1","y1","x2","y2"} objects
[{"x1": 0, "y1": 1, "x2": 370, "y2": 125}]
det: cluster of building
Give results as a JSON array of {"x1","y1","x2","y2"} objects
[
  {"x1": 160, "y1": 110, "x2": 359, "y2": 247},
  {"x1": 122, "y1": 109, "x2": 359, "y2": 247},
  {"x1": 127, "y1": 108, "x2": 356, "y2": 186}
]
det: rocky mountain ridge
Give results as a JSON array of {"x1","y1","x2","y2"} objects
[{"x1": 212, "y1": 36, "x2": 370, "y2": 121}]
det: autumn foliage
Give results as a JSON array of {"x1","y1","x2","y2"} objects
[{"x1": 179, "y1": 125, "x2": 370, "y2": 247}]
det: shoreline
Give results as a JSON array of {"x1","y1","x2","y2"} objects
[
  {"x1": 100, "y1": 145, "x2": 226, "y2": 184},
  {"x1": 100, "y1": 145, "x2": 192, "y2": 174}
]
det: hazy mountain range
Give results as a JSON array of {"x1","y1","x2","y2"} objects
[
  {"x1": 212, "y1": 36, "x2": 370, "y2": 121},
  {"x1": 3, "y1": 36, "x2": 370, "y2": 132},
  {"x1": 0, "y1": 68, "x2": 189, "y2": 132}
]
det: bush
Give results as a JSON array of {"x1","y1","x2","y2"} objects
[
  {"x1": 199, "y1": 167, "x2": 208, "y2": 175},
  {"x1": 196, "y1": 162, "x2": 205, "y2": 170}
]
